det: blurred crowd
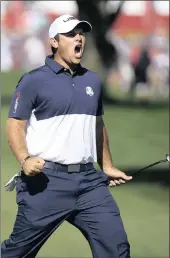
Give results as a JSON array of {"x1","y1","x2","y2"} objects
[
  {"x1": 107, "y1": 26, "x2": 169, "y2": 99},
  {"x1": 1, "y1": 1, "x2": 59, "y2": 71},
  {"x1": 1, "y1": 1, "x2": 169, "y2": 99}
]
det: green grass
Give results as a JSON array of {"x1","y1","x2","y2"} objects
[
  {"x1": 2, "y1": 71, "x2": 24, "y2": 96},
  {"x1": 1, "y1": 71, "x2": 169, "y2": 257},
  {"x1": 103, "y1": 106, "x2": 169, "y2": 167}
]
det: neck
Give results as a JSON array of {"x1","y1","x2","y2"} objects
[{"x1": 53, "y1": 54, "x2": 78, "y2": 74}]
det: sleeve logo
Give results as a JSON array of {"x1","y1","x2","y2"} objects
[{"x1": 13, "y1": 92, "x2": 20, "y2": 113}]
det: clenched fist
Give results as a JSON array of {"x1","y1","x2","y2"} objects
[{"x1": 22, "y1": 157, "x2": 45, "y2": 176}]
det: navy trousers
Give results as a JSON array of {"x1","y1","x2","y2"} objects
[{"x1": 1, "y1": 166, "x2": 130, "y2": 258}]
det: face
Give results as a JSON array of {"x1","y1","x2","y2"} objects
[{"x1": 51, "y1": 28, "x2": 86, "y2": 65}]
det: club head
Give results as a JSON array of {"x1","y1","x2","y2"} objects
[{"x1": 166, "y1": 154, "x2": 170, "y2": 162}]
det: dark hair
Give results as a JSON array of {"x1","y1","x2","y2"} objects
[{"x1": 51, "y1": 34, "x2": 59, "y2": 55}]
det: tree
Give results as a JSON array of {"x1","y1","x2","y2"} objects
[
  {"x1": 76, "y1": 0, "x2": 126, "y2": 102},
  {"x1": 76, "y1": 0, "x2": 125, "y2": 69}
]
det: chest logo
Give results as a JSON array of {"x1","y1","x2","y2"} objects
[{"x1": 86, "y1": 86, "x2": 94, "y2": 97}]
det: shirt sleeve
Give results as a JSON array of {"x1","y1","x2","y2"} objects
[
  {"x1": 97, "y1": 83, "x2": 104, "y2": 116},
  {"x1": 8, "y1": 73, "x2": 37, "y2": 119}
]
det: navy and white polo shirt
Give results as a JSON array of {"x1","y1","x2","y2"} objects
[{"x1": 8, "y1": 55, "x2": 104, "y2": 164}]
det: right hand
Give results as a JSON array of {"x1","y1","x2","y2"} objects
[{"x1": 22, "y1": 157, "x2": 45, "y2": 176}]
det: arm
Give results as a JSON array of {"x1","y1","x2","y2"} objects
[
  {"x1": 6, "y1": 118, "x2": 29, "y2": 164},
  {"x1": 6, "y1": 117, "x2": 45, "y2": 175},
  {"x1": 7, "y1": 74, "x2": 44, "y2": 175},
  {"x1": 96, "y1": 116, "x2": 132, "y2": 186},
  {"x1": 6, "y1": 118, "x2": 44, "y2": 175},
  {"x1": 96, "y1": 78, "x2": 132, "y2": 186},
  {"x1": 96, "y1": 116, "x2": 113, "y2": 171}
]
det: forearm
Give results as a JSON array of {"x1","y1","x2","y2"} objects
[
  {"x1": 96, "y1": 121, "x2": 113, "y2": 170},
  {"x1": 6, "y1": 119, "x2": 29, "y2": 164},
  {"x1": 96, "y1": 118, "x2": 132, "y2": 184},
  {"x1": 101, "y1": 127, "x2": 113, "y2": 170}
]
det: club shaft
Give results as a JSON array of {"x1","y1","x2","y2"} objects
[{"x1": 130, "y1": 159, "x2": 166, "y2": 175}]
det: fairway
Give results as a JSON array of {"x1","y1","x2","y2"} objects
[{"x1": 1, "y1": 71, "x2": 169, "y2": 257}]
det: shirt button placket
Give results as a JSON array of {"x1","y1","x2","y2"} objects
[{"x1": 72, "y1": 74, "x2": 75, "y2": 87}]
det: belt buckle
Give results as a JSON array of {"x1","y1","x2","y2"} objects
[{"x1": 68, "y1": 164, "x2": 80, "y2": 172}]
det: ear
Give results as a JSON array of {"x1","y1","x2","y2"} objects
[{"x1": 49, "y1": 38, "x2": 58, "y2": 49}]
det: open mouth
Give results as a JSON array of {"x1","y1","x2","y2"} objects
[{"x1": 74, "y1": 44, "x2": 83, "y2": 57}]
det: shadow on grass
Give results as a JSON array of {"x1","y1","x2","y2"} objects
[
  {"x1": 2, "y1": 97, "x2": 12, "y2": 106},
  {"x1": 102, "y1": 83, "x2": 169, "y2": 109},
  {"x1": 125, "y1": 167, "x2": 170, "y2": 187},
  {"x1": 103, "y1": 97, "x2": 169, "y2": 109}
]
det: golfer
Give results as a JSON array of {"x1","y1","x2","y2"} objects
[{"x1": 1, "y1": 14, "x2": 132, "y2": 258}]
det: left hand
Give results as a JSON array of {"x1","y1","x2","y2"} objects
[{"x1": 104, "y1": 167, "x2": 132, "y2": 187}]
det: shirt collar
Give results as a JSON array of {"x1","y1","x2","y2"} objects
[
  {"x1": 45, "y1": 55, "x2": 84, "y2": 75},
  {"x1": 45, "y1": 55, "x2": 63, "y2": 74}
]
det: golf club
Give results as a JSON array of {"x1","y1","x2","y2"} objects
[{"x1": 129, "y1": 154, "x2": 170, "y2": 176}]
